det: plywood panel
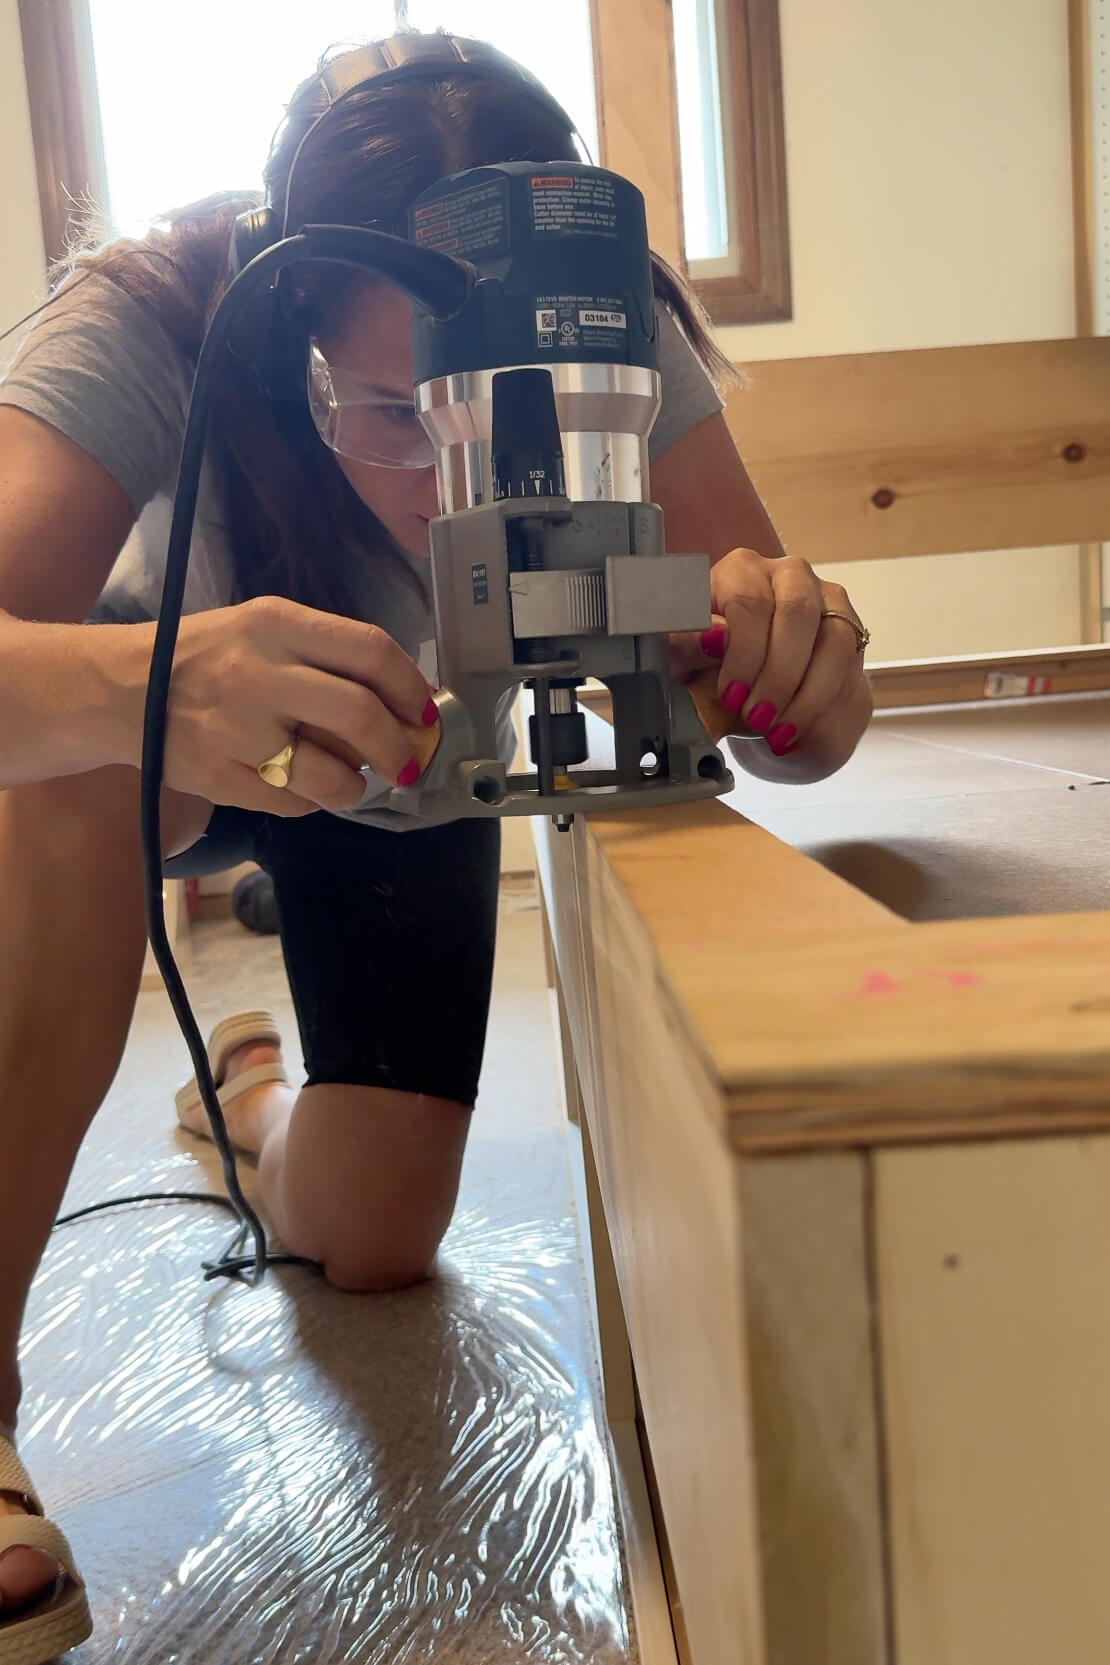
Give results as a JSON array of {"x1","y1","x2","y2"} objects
[
  {"x1": 748, "y1": 784, "x2": 1110, "y2": 924},
  {"x1": 878, "y1": 688, "x2": 1110, "y2": 776},
  {"x1": 740, "y1": 1153, "x2": 888, "y2": 1665},
  {"x1": 877, "y1": 1138, "x2": 1110, "y2": 1665},
  {"x1": 726, "y1": 337, "x2": 1110, "y2": 561}
]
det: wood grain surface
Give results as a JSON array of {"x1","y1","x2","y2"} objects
[
  {"x1": 537, "y1": 813, "x2": 768, "y2": 1665},
  {"x1": 740, "y1": 1153, "x2": 888, "y2": 1665},
  {"x1": 725, "y1": 337, "x2": 1110, "y2": 562}
]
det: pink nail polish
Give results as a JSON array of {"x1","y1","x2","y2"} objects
[
  {"x1": 722, "y1": 681, "x2": 750, "y2": 714},
  {"x1": 421, "y1": 697, "x2": 439, "y2": 728},
  {"x1": 767, "y1": 722, "x2": 797, "y2": 755},
  {"x1": 396, "y1": 758, "x2": 420, "y2": 788},
  {"x1": 747, "y1": 701, "x2": 776, "y2": 733},
  {"x1": 700, "y1": 625, "x2": 727, "y2": 659}
]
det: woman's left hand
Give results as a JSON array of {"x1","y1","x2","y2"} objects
[{"x1": 670, "y1": 547, "x2": 871, "y2": 770}]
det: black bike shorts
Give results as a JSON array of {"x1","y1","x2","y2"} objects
[{"x1": 166, "y1": 809, "x2": 501, "y2": 1108}]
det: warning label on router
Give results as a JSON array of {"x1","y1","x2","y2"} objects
[
  {"x1": 530, "y1": 173, "x2": 619, "y2": 238},
  {"x1": 412, "y1": 177, "x2": 509, "y2": 259}
]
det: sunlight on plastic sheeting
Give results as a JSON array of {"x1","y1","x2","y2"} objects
[{"x1": 17, "y1": 912, "x2": 635, "y2": 1662}]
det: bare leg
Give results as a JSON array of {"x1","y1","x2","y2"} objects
[
  {"x1": 1, "y1": 770, "x2": 473, "y2": 1615},
  {"x1": 0, "y1": 768, "x2": 210, "y2": 1613},
  {"x1": 178, "y1": 1046, "x2": 472, "y2": 1292}
]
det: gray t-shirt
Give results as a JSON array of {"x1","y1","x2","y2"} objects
[{"x1": 1, "y1": 267, "x2": 723, "y2": 823}]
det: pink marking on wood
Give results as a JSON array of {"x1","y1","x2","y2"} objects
[
  {"x1": 856, "y1": 972, "x2": 901, "y2": 996},
  {"x1": 923, "y1": 969, "x2": 983, "y2": 989}
]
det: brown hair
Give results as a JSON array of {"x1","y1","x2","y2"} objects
[{"x1": 73, "y1": 42, "x2": 735, "y2": 618}]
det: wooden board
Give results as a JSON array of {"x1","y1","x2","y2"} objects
[
  {"x1": 564, "y1": 1107, "x2": 680, "y2": 1665},
  {"x1": 724, "y1": 337, "x2": 1110, "y2": 563},
  {"x1": 541, "y1": 693, "x2": 1110, "y2": 1662},
  {"x1": 535, "y1": 779, "x2": 902, "y2": 1664},
  {"x1": 560, "y1": 706, "x2": 1110, "y2": 1155},
  {"x1": 568, "y1": 811, "x2": 768, "y2": 1665},
  {"x1": 651, "y1": 907, "x2": 1110, "y2": 1152},
  {"x1": 877, "y1": 1136, "x2": 1110, "y2": 1665}
]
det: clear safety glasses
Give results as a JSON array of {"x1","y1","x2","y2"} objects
[{"x1": 306, "y1": 339, "x2": 435, "y2": 471}]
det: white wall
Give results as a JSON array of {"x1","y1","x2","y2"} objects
[
  {"x1": 0, "y1": 0, "x2": 45, "y2": 354},
  {"x1": 716, "y1": 0, "x2": 1082, "y2": 660}
]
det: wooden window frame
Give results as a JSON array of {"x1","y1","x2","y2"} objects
[
  {"x1": 688, "y1": 0, "x2": 792, "y2": 325},
  {"x1": 18, "y1": 0, "x2": 105, "y2": 269},
  {"x1": 591, "y1": 0, "x2": 792, "y2": 326}
]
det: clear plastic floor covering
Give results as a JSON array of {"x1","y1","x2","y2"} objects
[{"x1": 18, "y1": 886, "x2": 637, "y2": 1662}]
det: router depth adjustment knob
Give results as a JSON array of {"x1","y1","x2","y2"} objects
[{"x1": 491, "y1": 368, "x2": 566, "y2": 500}]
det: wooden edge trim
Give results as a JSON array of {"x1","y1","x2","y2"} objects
[
  {"x1": 1069, "y1": 0, "x2": 1096, "y2": 338},
  {"x1": 730, "y1": 1101, "x2": 1110, "y2": 1156}
]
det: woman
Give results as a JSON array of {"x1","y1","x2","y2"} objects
[{"x1": 0, "y1": 32, "x2": 871, "y2": 1656}]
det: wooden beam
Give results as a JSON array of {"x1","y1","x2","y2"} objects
[
  {"x1": 866, "y1": 641, "x2": 1110, "y2": 707},
  {"x1": 725, "y1": 336, "x2": 1110, "y2": 562},
  {"x1": 556, "y1": 796, "x2": 1110, "y2": 1153}
]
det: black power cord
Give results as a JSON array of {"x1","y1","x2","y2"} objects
[
  {"x1": 51, "y1": 1191, "x2": 322, "y2": 1278},
  {"x1": 135, "y1": 225, "x2": 473, "y2": 1286}
]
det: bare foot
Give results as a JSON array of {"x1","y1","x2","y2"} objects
[
  {"x1": 177, "y1": 1041, "x2": 296, "y2": 1155},
  {"x1": 0, "y1": 1426, "x2": 60, "y2": 1615}
]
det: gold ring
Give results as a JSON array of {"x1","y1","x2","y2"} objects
[
  {"x1": 257, "y1": 738, "x2": 297, "y2": 789},
  {"x1": 821, "y1": 609, "x2": 871, "y2": 654}
]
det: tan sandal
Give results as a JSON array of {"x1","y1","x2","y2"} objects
[
  {"x1": 174, "y1": 1010, "x2": 290, "y2": 1130},
  {"x1": 0, "y1": 1434, "x2": 92, "y2": 1665}
]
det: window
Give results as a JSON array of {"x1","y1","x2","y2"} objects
[
  {"x1": 21, "y1": 0, "x2": 785, "y2": 326},
  {"x1": 20, "y1": 0, "x2": 598, "y2": 252},
  {"x1": 586, "y1": 0, "x2": 790, "y2": 327},
  {"x1": 673, "y1": 0, "x2": 792, "y2": 323},
  {"x1": 673, "y1": 0, "x2": 730, "y2": 264}
]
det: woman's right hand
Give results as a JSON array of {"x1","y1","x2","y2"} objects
[{"x1": 110, "y1": 596, "x2": 440, "y2": 815}]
